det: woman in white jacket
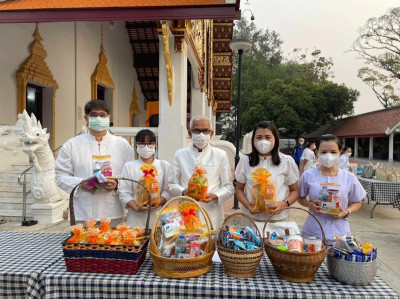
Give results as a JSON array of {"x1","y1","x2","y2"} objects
[{"x1": 119, "y1": 130, "x2": 171, "y2": 228}]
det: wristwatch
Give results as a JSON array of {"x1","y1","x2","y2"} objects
[{"x1": 284, "y1": 199, "x2": 290, "y2": 207}]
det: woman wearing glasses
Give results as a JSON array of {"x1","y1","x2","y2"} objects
[{"x1": 119, "y1": 129, "x2": 171, "y2": 227}]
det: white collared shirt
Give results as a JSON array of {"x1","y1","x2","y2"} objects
[
  {"x1": 55, "y1": 132, "x2": 134, "y2": 221},
  {"x1": 235, "y1": 153, "x2": 299, "y2": 221},
  {"x1": 119, "y1": 158, "x2": 171, "y2": 228},
  {"x1": 167, "y1": 145, "x2": 234, "y2": 228}
]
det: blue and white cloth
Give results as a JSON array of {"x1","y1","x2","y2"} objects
[{"x1": 0, "y1": 231, "x2": 68, "y2": 299}]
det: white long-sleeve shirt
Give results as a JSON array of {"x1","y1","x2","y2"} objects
[
  {"x1": 119, "y1": 158, "x2": 171, "y2": 228},
  {"x1": 55, "y1": 132, "x2": 134, "y2": 221},
  {"x1": 167, "y1": 145, "x2": 234, "y2": 228}
]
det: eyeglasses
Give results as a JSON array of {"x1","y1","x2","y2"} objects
[
  {"x1": 136, "y1": 142, "x2": 156, "y2": 148},
  {"x1": 191, "y1": 129, "x2": 212, "y2": 135},
  {"x1": 88, "y1": 112, "x2": 109, "y2": 118}
]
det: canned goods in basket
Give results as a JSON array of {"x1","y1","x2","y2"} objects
[{"x1": 287, "y1": 235, "x2": 304, "y2": 253}]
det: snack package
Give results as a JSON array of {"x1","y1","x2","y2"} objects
[
  {"x1": 320, "y1": 186, "x2": 340, "y2": 215},
  {"x1": 160, "y1": 206, "x2": 185, "y2": 239},
  {"x1": 99, "y1": 218, "x2": 111, "y2": 234},
  {"x1": 250, "y1": 168, "x2": 276, "y2": 212},
  {"x1": 178, "y1": 202, "x2": 204, "y2": 231},
  {"x1": 136, "y1": 164, "x2": 160, "y2": 207},
  {"x1": 220, "y1": 225, "x2": 261, "y2": 250},
  {"x1": 187, "y1": 165, "x2": 208, "y2": 201},
  {"x1": 68, "y1": 224, "x2": 85, "y2": 243}
]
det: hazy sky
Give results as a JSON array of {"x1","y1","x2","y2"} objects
[{"x1": 248, "y1": 0, "x2": 399, "y2": 115}]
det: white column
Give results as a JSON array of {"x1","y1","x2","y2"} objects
[
  {"x1": 354, "y1": 137, "x2": 358, "y2": 158},
  {"x1": 369, "y1": 137, "x2": 374, "y2": 160},
  {"x1": 389, "y1": 132, "x2": 394, "y2": 164},
  {"x1": 191, "y1": 87, "x2": 205, "y2": 117},
  {"x1": 158, "y1": 36, "x2": 188, "y2": 163},
  {"x1": 211, "y1": 114, "x2": 217, "y2": 132},
  {"x1": 342, "y1": 138, "x2": 346, "y2": 147}
]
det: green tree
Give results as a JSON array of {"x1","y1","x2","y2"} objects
[{"x1": 353, "y1": 7, "x2": 400, "y2": 107}]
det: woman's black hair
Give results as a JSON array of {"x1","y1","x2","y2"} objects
[
  {"x1": 135, "y1": 129, "x2": 156, "y2": 144},
  {"x1": 305, "y1": 141, "x2": 315, "y2": 149},
  {"x1": 248, "y1": 121, "x2": 281, "y2": 167},
  {"x1": 342, "y1": 146, "x2": 352, "y2": 154},
  {"x1": 317, "y1": 134, "x2": 343, "y2": 151}
]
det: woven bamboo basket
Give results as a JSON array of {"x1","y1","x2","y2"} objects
[
  {"x1": 149, "y1": 196, "x2": 215, "y2": 279},
  {"x1": 61, "y1": 177, "x2": 152, "y2": 275},
  {"x1": 217, "y1": 212, "x2": 263, "y2": 278},
  {"x1": 262, "y1": 207, "x2": 327, "y2": 283}
]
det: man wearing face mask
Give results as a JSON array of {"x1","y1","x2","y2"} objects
[
  {"x1": 167, "y1": 115, "x2": 234, "y2": 228},
  {"x1": 55, "y1": 100, "x2": 134, "y2": 227},
  {"x1": 292, "y1": 138, "x2": 305, "y2": 167}
]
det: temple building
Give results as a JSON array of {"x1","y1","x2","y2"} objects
[{"x1": 0, "y1": 1, "x2": 240, "y2": 221}]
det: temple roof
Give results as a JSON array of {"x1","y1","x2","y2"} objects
[{"x1": 0, "y1": 0, "x2": 241, "y2": 23}]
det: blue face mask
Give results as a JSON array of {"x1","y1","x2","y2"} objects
[{"x1": 88, "y1": 117, "x2": 110, "y2": 131}]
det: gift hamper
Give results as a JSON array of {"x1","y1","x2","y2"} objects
[
  {"x1": 149, "y1": 196, "x2": 216, "y2": 278},
  {"x1": 327, "y1": 237, "x2": 378, "y2": 286},
  {"x1": 217, "y1": 213, "x2": 263, "y2": 278},
  {"x1": 263, "y1": 207, "x2": 326, "y2": 283},
  {"x1": 61, "y1": 178, "x2": 151, "y2": 275}
]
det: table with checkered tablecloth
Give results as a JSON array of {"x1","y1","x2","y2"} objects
[
  {"x1": 358, "y1": 177, "x2": 400, "y2": 218},
  {"x1": 0, "y1": 231, "x2": 68, "y2": 299},
  {"x1": 34, "y1": 253, "x2": 398, "y2": 299}
]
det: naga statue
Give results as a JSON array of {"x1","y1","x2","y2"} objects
[{"x1": 18, "y1": 110, "x2": 67, "y2": 203}]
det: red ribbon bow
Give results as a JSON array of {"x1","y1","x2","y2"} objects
[
  {"x1": 143, "y1": 169, "x2": 155, "y2": 178},
  {"x1": 181, "y1": 208, "x2": 196, "y2": 223}
]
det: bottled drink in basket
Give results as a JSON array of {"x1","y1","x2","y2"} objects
[{"x1": 175, "y1": 234, "x2": 187, "y2": 258}]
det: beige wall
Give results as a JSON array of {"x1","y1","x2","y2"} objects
[{"x1": 0, "y1": 21, "x2": 146, "y2": 149}]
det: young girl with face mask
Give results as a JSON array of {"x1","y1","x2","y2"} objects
[
  {"x1": 119, "y1": 130, "x2": 171, "y2": 228},
  {"x1": 338, "y1": 146, "x2": 352, "y2": 171},
  {"x1": 298, "y1": 135, "x2": 366, "y2": 245},
  {"x1": 235, "y1": 121, "x2": 300, "y2": 231}
]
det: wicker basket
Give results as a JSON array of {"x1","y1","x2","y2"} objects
[
  {"x1": 149, "y1": 196, "x2": 216, "y2": 279},
  {"x1": 262, "y1": 207, "x2": 327, "y2": 283},
  {"x1": 61, "y1": 177, "x2": 151, "y2": 275},
  {"x1": 217, "y1": 213, "x2": 263, "y2": 278}
]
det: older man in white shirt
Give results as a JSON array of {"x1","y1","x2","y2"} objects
[
  {"x1": 167, "y1": 115, "x2": 234, "y2": 228},
  {"x1": 55, "y1": 100, "x2": 134, "y2": 227}
]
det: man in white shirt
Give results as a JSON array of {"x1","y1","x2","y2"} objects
[
  {"x1": 167, "y1": 115, "x2": 234, "y2": 228},
  {"x1": 55, "y1": 100, "x2": 134, "y2": 227}
]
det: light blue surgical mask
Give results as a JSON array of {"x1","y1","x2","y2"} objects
[{"x1": 88, "y1": 117, "x2": 110, "y2": 131}]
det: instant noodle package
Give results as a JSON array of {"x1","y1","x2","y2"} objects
[
  {"x1": 250, "y1": 168, "x2": 276, "y2": 212},
  {"x1": 187, "y1": 165, "x2": 208, "y2": 201},
  {"x1": 136, "y1": 164, "x2": 160, "y2": 207}
]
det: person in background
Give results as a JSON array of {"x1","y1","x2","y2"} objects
[
  {"x1": 55, "y1": 100, "x2": 134, "y2": 227},
  {"x1": 119, "y1": 129, "x2": 171, "y2": 228},
  {"x1": 235, "y1": 121, "x2": 299, "y2": 231},
  {"x1": 339, "y1": 146, "x2": 352, "y2": 171},
  {"x1": 299, "y1": 142, "x2": 317, "y2": 176},
  {"x1": 292, "y1": 138, "x2": 305, "y2": 167},
  {"x1": 167, "y1": 115, "x2": 234, "y2": 228},
  {"x1": 298, "y1": 134, "x2": 366, "y2": 245}
]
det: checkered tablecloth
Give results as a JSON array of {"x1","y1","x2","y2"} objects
[
  {"x1": 358, "y1": 177, "x2": 400, "y2": 207},
  {"x1": 36, "y1": 254, "x2": 398, "y2": 299},
  {"x1": 0, "y1": 231, "x2": 68, "y2": 299}
]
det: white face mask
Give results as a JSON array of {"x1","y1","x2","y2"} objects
[
  {"x1": 255, "y1": 140, "x2": 274, "y2": 154},
  {"x1": 318, "y1": 153, "x2": 339, "y2": 168},
  {"x1": 192, "y1": 133, "x2": 210, "y2": 149},
  {"x1": 345, "y1": 153, "x2": 352, "y2": 157},
  {"x1": 136, "y1": 146, "x2": 155, "y2": 159}
]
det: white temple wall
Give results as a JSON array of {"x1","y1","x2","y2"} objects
[{"x1": 0, "y1": 21, "x2": 144, "y2": 149}]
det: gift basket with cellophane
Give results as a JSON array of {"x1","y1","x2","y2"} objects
[
  {"x1": 61, "y1": 177, "x2": 152, "y2": 275},
  {"x1": 149, "y1": 196, "x2": 216, "y2": 278}
]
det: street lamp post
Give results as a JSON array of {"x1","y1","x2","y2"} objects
[{"x1": 229, "y1": 39, "x2": 252, "y2": 210}]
